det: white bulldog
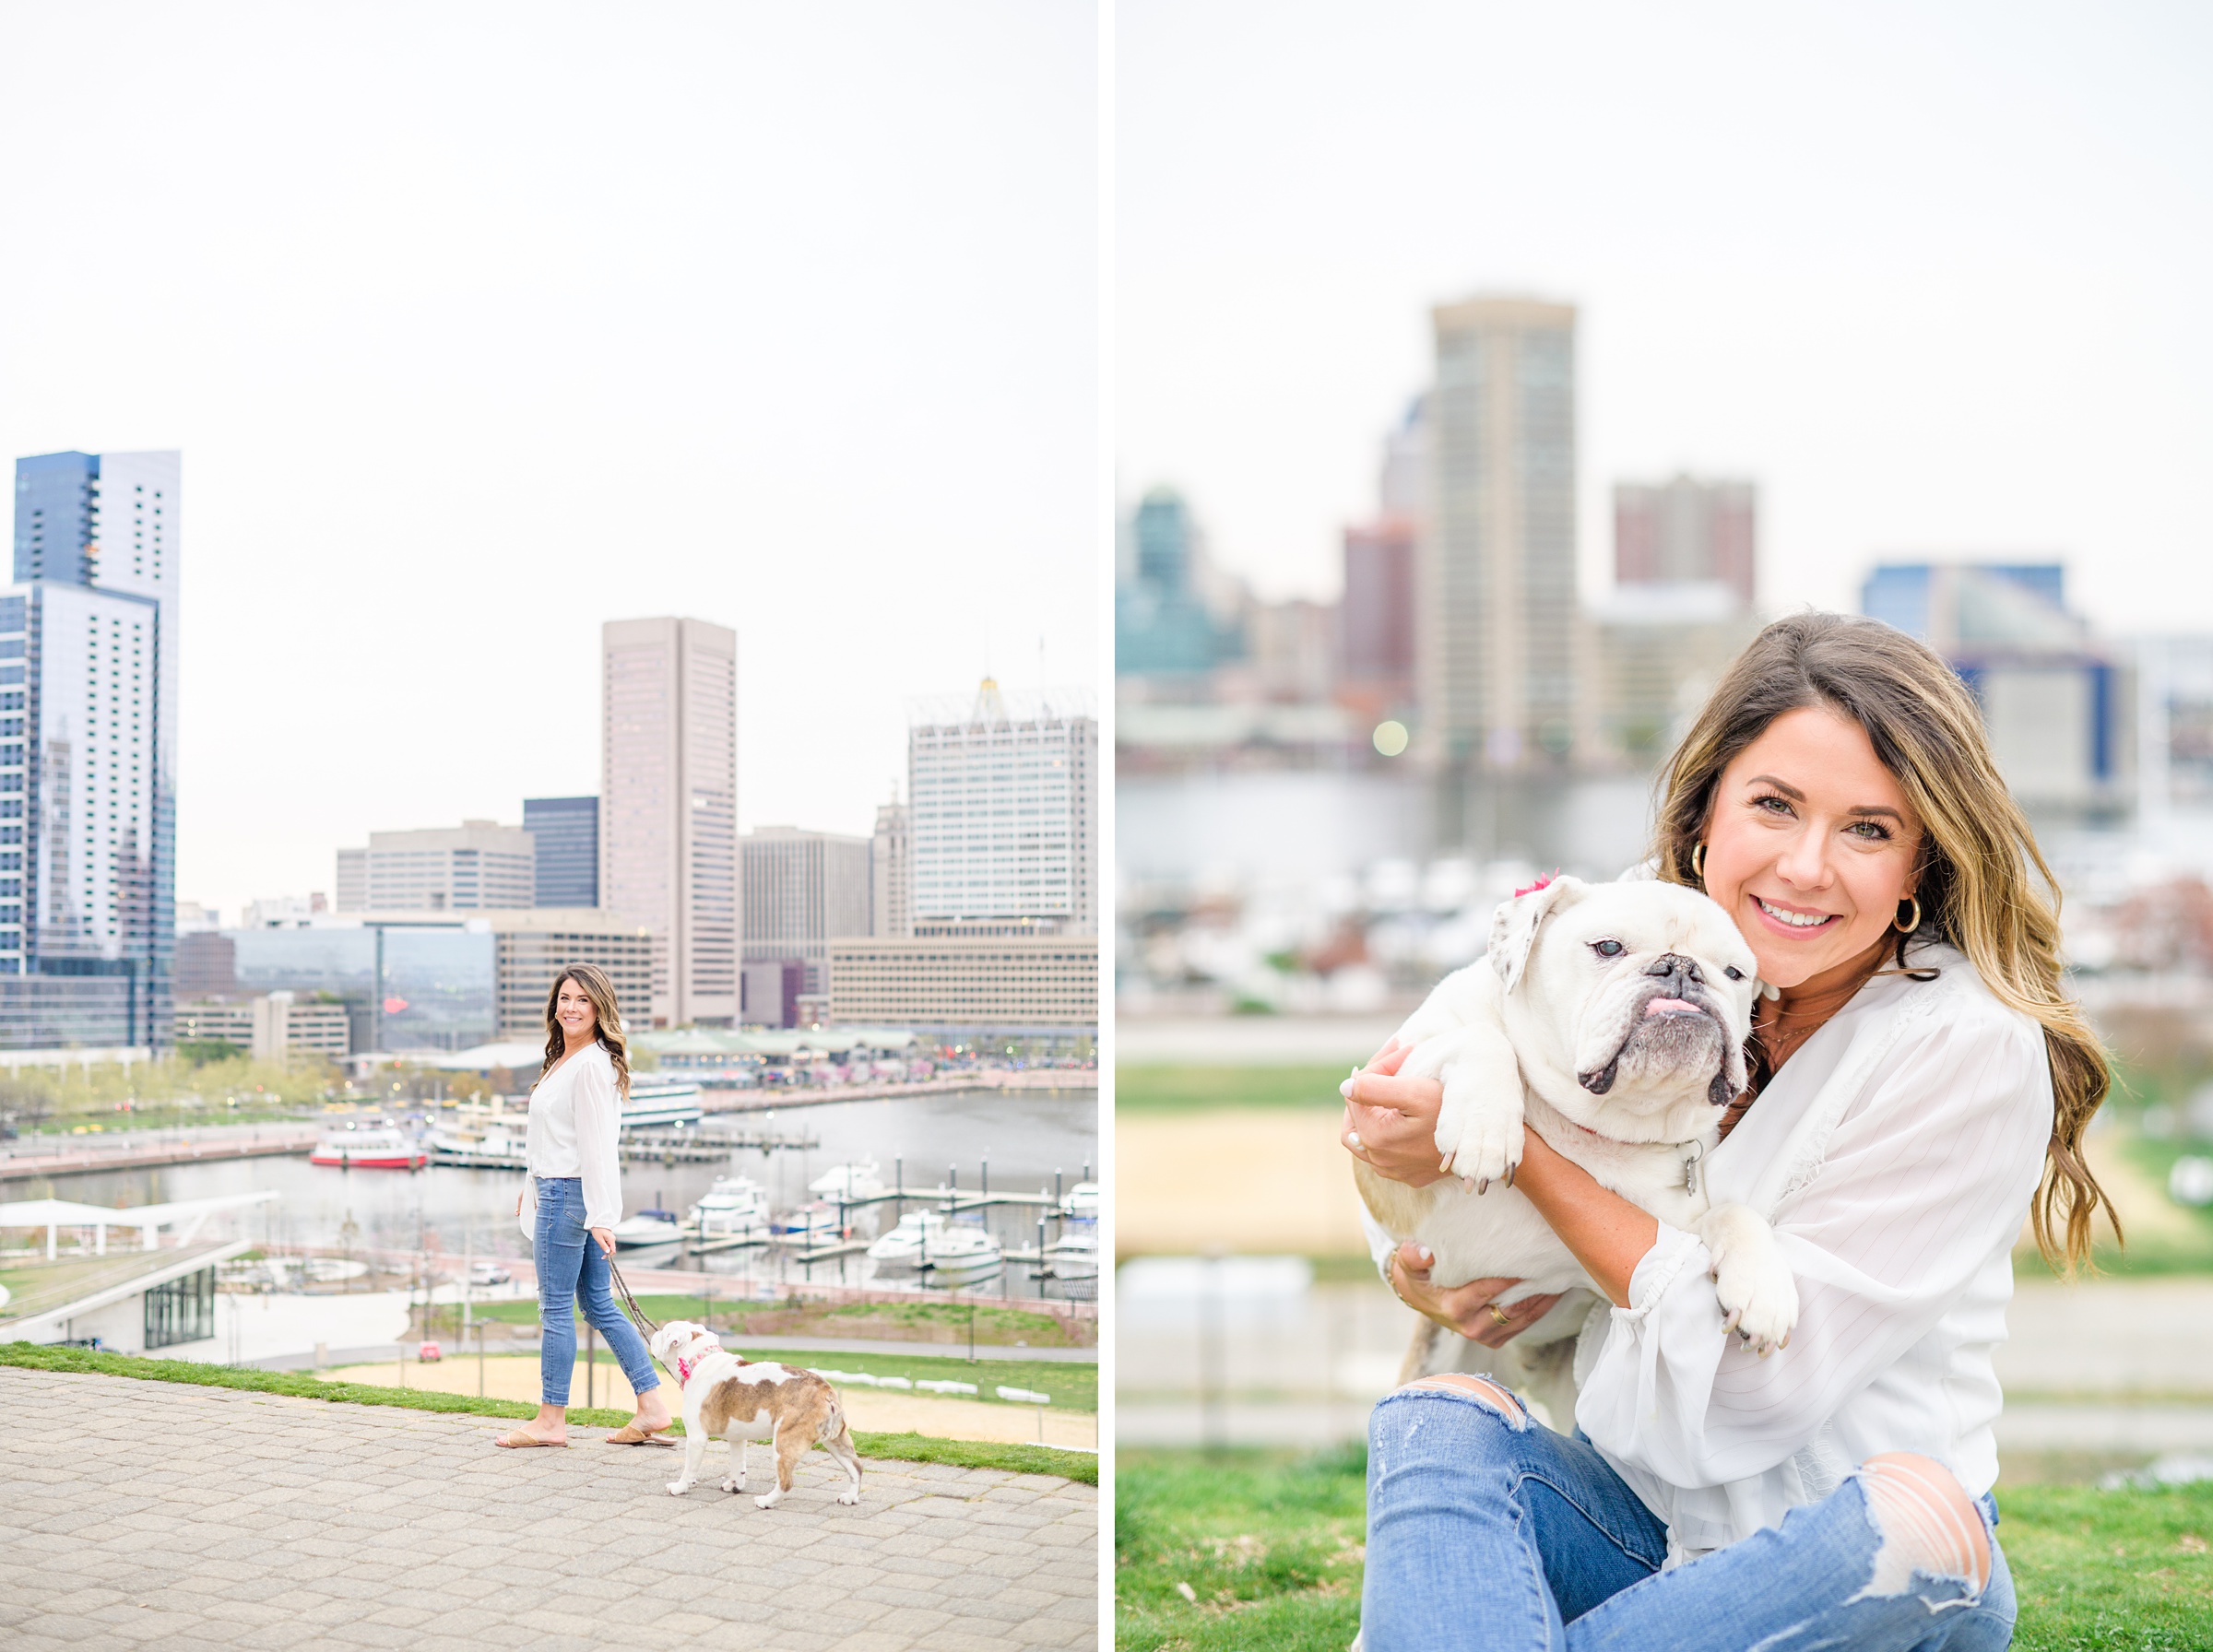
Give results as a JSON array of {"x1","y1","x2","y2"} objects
[{"x1": 1354, "y1": 874, "x2": 1800, "y2": 1390}]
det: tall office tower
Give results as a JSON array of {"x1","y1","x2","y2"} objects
[
  {"x1": 1418, "y1": 296, "x2": 1579, "y2": 769},
  {"x1": 333, "y1": 821, "x2": 535, "y2": 911},
  {"x1": 1341, "y1": 520, "x2": 1416, "y2": 713},
  {"x1": 870, "y1": 795, "x2": 910, "y2": 937},
  {"x1": 740, "y1": 826, "x2": 871, "y2": 995},
  {"x1": 2, "y1": 450, "x2": 181, "y2": 1049},
  {"x1": 1614, "y1": 475, "x2": 1757, "y2": 608},
  {"x1": 523, "y1": 796, "x2": 598, "y2": 906},
  {"x1": 600, "y1": 617, "x2": 737, "y2": 1027},
  {"x1": 908, "y1": 680, "x2": 1096, "y2": 935}
]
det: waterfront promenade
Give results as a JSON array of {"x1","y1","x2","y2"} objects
[{"x1": 0, "y1": 1366, "x2": 1097, "y2": 1651}]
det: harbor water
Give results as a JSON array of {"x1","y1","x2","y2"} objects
[{"x1": 29, "y1": 1087, "x2": 1096, "y2": 1301}]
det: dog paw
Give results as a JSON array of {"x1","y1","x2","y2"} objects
[
  {"x1": 753, "y1": 1493, "x2": 782, "y2": 1510},
  {"x1": 666, "y1": 1482, "x2": 690, "y2": 1496},
  {"x1": 1701, "y1": 1205, "x2": 1799, "y2": 1359},
  {"x1": 837, "y1": 1492, "x2": 860, "y2": 1505},
  {"x1": 719, "y1": 1478, "x2": 741, "y2": 1493},
  {"x1": 1441, "y1": 1093, "x2": 1523, "y2": 1189}
]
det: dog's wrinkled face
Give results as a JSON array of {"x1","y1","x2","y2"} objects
[{"x1": 1491, "y1": 876, "x2": 1759, "y2": 1139}]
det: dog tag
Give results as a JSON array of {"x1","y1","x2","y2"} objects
[{"x1": 1682, "y1": 1141, "x2": 1704, "y2": 1198}]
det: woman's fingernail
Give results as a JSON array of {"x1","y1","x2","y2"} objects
[
  {"x1": 1415, "y1": 1246, "x2": 1432, "y2": 1264},
  {"x1": 1339, "y1": 1077, "x2": 1356, "y2": 1098},
  {"x1": 1343, "y1": 1132, "x2": 1361, "y2": 1150}
]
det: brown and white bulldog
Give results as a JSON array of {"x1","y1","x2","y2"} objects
[{"x1": 648, "y1": 1320, "x2": 863, "y2": 1509}]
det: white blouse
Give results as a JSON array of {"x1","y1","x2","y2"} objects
[
  {"x1": 1573, "y1": 941, "x2": 2051, "y2": 1562},
  {"x1": 525, "y1": 1043, "x2": 627, "y2": 1233}
]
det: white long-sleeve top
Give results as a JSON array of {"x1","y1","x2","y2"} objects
[
  {"x1": 525, "y1": 1043, "x2": 627, "y2": 1233},
  {"x1": 1572, "y1": 942, "x2": 2051, "y2": 1561}
]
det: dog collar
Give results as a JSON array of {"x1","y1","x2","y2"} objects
[{"x1": 674, "y1": 1354, "x2": 696, "y2": 1385}]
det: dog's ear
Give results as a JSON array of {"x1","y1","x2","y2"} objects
[{"x1": 1488, "y1": 874, "x2": 1586, "y2": 994}]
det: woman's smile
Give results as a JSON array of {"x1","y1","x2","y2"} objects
[{"x1": 1749, "y1": 893, "x2": 1844, "y2": 934}]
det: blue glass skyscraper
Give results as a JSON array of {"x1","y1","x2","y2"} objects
[
  {"x1": 4, "y1": 450, "x2": 180, "y2": 1049},
  {"x1": 524, "y1": 796, "x2": 598, "y2": 906}
]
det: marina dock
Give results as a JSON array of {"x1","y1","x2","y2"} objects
[{"x1": 0, "y1": 1127, "x2": 321, "y2": 1183}]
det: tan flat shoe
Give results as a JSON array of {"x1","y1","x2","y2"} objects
[
  {"x1": 604, "y1": 1422, "x2": 676, "y2": 1447},
  {"x1": 495, "y1": 1428, "x2": 569, "y2": 1448}
]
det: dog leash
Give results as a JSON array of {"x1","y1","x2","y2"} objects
[{"x1": 607, "y1": 1254, "x2": 660, "y2": 1336}]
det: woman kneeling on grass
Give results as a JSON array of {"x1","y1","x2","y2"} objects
[
  {"x1": 497, "y1": 962, "x2": 672, "y2": 1450},
  {"x1": 1343, "y1": 614, "x2": 2115, "y2": 1649}
]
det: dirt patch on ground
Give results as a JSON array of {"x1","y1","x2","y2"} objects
[{"x1": 735, "y1": 1303, "x2": 1095, "y2": 1348}]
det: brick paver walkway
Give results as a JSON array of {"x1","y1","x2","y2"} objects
[{"x1": 0, "y1": 1368, "x2": 1097, "y2": 1652}]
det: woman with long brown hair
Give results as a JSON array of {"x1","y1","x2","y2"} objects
[
  {"x1": 1342, "y1": 613, "x2": 2113, "y2": 1648},
  {"x1": 495, "y1": 962, "x2": 672, "y2": 1449}
]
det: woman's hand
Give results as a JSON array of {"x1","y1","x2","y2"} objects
[
  {"x1": 515, "y1": 1190, "x2": 524, "y2": 1219},
  {"x1": 589, "y1": 1227, "x2": 615, "y2": 1258},
  {"x1": 1389, "y1": 1242, "x2": 1562, "y2": 1348},
  {"x1": 1341, "y1": 1038, "x2": 1450, "y2": 1187}
]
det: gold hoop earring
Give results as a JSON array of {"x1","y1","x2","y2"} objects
[
  {"x1": 1690, "y1": 844, "x2": 1707, "y2": 882},
  {"x1": 1895, "y1": 895, "x2": 1922, "y2": 935}
]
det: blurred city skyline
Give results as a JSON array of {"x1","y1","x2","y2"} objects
[
  {"x1": 1118, "y1": 0, "x2": 2213, "y2": 630},
  {"x1": 0, "y1": 3, "x2": 1098, "y2": 924}
]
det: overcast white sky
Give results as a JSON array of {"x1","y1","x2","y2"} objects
[
  {"x1": 1118, "y1": 1, "x2": 2213, "y2": 629},
  {"x1": 0, "y1": 2, "x2": 1096, "y2": 925}
]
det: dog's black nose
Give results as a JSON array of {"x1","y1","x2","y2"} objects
[{"x1": 1645, "y1": 952, "x2": 1702, "y2": 995}]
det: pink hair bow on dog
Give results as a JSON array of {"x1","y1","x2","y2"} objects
[{"x1": 1514, "y1": 871, "x2": 1560, "y2": 899}]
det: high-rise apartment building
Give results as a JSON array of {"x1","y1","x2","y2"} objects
[
  {"x1": 908, "y1": 680, "x2": 1095, "y2": 934},
  {"x1": 335, "y1": 821, "x2": 534, "y2": 912},
  {"x1": 1340, "y1": 521, "x2": 1417, "y2": 718},
  {"x1": 524, "y1": 796, "x2": 598, "y2": 907},
  {"x1": 870, "y1": 796, "x2": 910, "y2": 938},
  {"x1": 601, "y1": 617, "x2": 737, "y2": 1026},
  {"x1": 1417, "y1": 296, "x2": 1579, "y2": 769},
  {"x1": 2, "y1": 450, "x2": 181, "y2": 1049},
  {"x1": 740, "y1": 827, "x2": 871, "y2": 995},
  {"x1": 1614, "y1": 475, "x2": 1757, "y2": 608}
]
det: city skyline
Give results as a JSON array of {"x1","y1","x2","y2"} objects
[
  {"x1": 1119, "y1": 0, "x2": 2213, "y2": 633},
  {"x1": 0, "y1": 5, "x2": 1097, "y2": 930}
]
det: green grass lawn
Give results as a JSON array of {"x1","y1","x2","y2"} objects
[
  {"x1": 1116, "y1": 1447, "x2": 2213, "y2": 1651},
  {"x1": 1116, "y1": 1065, "x2": 1351, "y2": 1114},
  {"x1": 430, "y1": 1295, "x2": 1094, "y2": 1410}
]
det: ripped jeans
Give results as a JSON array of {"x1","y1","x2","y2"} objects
[{"x1": 1363, "y1": 1378, "x2": 2016, "y2": 1651}]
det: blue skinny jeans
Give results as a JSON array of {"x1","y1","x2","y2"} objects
[
  {"x1": 533, "y1": 1177, "x2": 659, "y2": 1408},
  {"x1": 1363, "y1": 1381, "x2": 2016, "y2": 1651}
]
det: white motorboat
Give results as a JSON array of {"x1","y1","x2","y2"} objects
[
  {"x1": 1041, "y1": 1220, "x2": 1099, "y2": 1280},
  {"x1": 808, "y1": 1160, "x2": 885, "y2": 1201},
  {"x1": 688, "y1": 1175, "x2": 769, "y2": 1242},
  {"x1": 310, "y1": 1123, "x2": 427, "y2": 1170},
  {"x1": 611, "y1": 1207, "x2": 682, "y2": 1248},
  {"x1": 920, "y1": 1220, "x2": 1002, "y2": 1282},
  {"x1": 621, "y1": 1080, "x2": 704, "y2": 1129},
  {"x1": 429, "y1": 1121, "x2": 528, "y2": 1169},
  {"x1": 866, "y1": 1210, "x2": 945, "y2": 1266},
  {"x1": 1060, "y1": 1181, "x2": 1099, "y2": 1218}
]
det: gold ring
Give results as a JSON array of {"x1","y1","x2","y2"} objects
[{"x1": 1488, "y1": 1303, "x2": 1512, "y2": 1328}]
